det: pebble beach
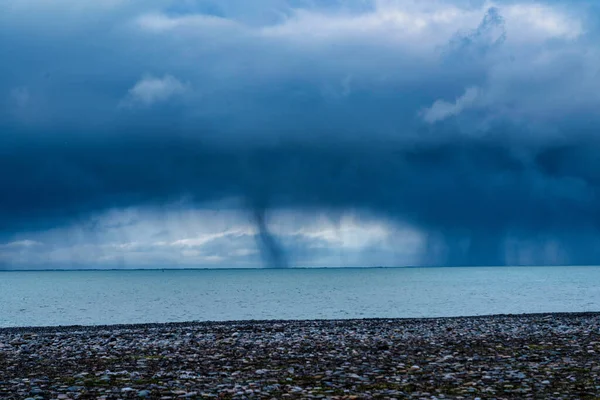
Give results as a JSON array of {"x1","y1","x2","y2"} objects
[{"x1": 1, "y1": 313, "x2": 600, "y2": 399}]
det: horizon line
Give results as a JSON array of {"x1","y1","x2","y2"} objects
[{"x1": 2, "y1": 265, "x2": 600, "y2": 272}]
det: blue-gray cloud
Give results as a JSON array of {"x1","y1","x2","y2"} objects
[{"x1": 2, "y1": 0, "x2": 600, "y2": 267}]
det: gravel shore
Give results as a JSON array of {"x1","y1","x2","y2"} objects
[{"x1": 1, "y1": 313, "x2": 600, "y2": 399}]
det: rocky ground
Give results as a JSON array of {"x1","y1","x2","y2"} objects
[{"x1": 1, "y1": 313, "x2": 600, "y2": 399}]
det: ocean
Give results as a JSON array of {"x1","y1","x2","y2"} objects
[{"x1": 1, "y1": 266, "x2": 599, "y2": 327}]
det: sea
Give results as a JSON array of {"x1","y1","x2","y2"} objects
[{"x1": 1, "y1": 266, "x2": 599, "y2": 328}]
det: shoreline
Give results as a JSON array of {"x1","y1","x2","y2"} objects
[
  {"x1": 2, "y1": 312, "x2": 600, "y2": 398},
  {"x1": 2, "y1": 311, "x2": 600, "y2": 333}
]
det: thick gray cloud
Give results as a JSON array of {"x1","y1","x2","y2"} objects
[{"x1": 2, "y1": 0, "x2": 600, "y2": 267}]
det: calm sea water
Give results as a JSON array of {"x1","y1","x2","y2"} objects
[{"x1": 1, "y1": 267, "x2": 600, "y2": 328}]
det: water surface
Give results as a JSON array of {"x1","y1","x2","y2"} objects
[{"x1": 1, "y1": 267, "x2": 599, "y2": 327}]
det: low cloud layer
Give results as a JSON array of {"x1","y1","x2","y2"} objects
[
  {"x1": 2, "y1": 0, "x2": 600, "y2": 267},
  {"x1": 0, "y1": 209, "x2": 421, "y2": 269}
]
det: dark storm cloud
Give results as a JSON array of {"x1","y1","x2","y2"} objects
[
  {"x1": 2, "y1": 0, "x2": 600, "y2": 266},
  {"x1": 3, "y1": 127, "x2": 600, "y2": 266}
]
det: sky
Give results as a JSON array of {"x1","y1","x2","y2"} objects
[{"x1": 1, "y1": 0, "x2": 600, "y2": 269}]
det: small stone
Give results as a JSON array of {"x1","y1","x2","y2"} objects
[{"x1": 255, "y1": 369, "x2": 268, "y2": 375}]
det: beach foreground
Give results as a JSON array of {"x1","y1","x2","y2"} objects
[{"x1": 1, "y1": 314, "x2": 599, "y2": 399}]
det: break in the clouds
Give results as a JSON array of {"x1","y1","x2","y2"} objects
[
  {"x1": 421, "y1": 86, "x2": 482, "y2": 124},
  {"x1": 122, "y1": 75, "x2": 189, "y2": 107},
  {"x1": 1, "y1": 0, "x2": 600, "y2": 268}
]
